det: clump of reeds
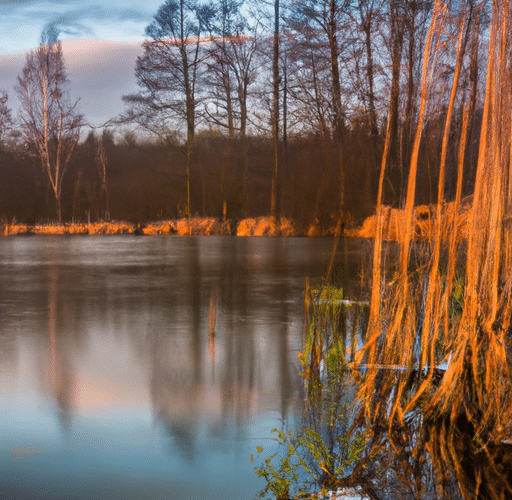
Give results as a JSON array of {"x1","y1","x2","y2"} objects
[
  {"x1": 235, "y1": 216, "x2": 294, "y2": 236},
  {"x1": 356, "y1": 2, "x2": 512, "y2": 498},
  {"x1": 345, "y1": 200, "x2": 472, "y2": 243}
]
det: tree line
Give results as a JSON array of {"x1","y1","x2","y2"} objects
[{"x1": 0, "y1": 0, "x2": 489, "y2": 230}]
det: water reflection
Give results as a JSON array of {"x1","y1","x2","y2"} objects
[
  {"x1": 0, "y1": 236, "x2": 366, "y2": 499},
  {"x1": 47, "y1": 264, "x2": 74, "y2": 437}
]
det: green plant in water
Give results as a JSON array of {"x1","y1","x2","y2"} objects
[
  {"x1": 253, "y1": 284, "x2": 368, "y2": 499},
  {"x1": 310, "y1": 283, "x2": 346, "y2": 302},
  {"x1": 251, "y1": 431, "x2": 302, "y2": 500},
  {"x1": 252, "y1": 423, "x2": 368, "y2": 499}
]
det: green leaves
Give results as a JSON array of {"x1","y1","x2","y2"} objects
[
  {"x1": 252, "y1": 378, "x2": 367, "y2": 498},
  {"x1": 252, "y1": 423, "x2": 367, "y2": 499},
  {"x1": 252, "y1": 281, "x2": 369, "y2": 498},
  {"x1": 252, "y1": 440, "x2": 298, "y2": 499}
]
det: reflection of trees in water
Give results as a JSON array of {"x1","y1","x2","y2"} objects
[
  {"x1": 149, "y1": 238, "x2": 302, "y2": 461},
  {"x1": 46, "y1": 264, "x2": 75, "y2": 438},
  {"x1": 0, "y1": 237, "x2": 333, "y2": 473},
  {"x1": 0, "y1": 331, "x2": 18, "y2": 379},
  {"x1": 350, "y1": 374, "x2": 462, "y2": 500},
  {"x1": 255, "y1": 284, "x2": 480, "y2": 499},
  {"x1": 161, "y1": 419, "x2": 196, "y2": 463},
  {"x1": 252, "y1": 291, "x2": 369, "y2": 499}
]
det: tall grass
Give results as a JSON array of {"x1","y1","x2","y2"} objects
[{"x1": 357, "y1": 1, "x2": 512, "y2": 498}]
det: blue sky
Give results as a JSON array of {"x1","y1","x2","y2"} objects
[{"x1": 0, "y1": 0, "x2": 167, "y2": 128}]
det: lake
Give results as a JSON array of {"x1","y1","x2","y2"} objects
[{"x1": 0, "y1": 235, "x2": 368, "y2": 499}]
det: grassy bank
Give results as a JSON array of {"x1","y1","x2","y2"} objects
[
  {"x1": 1, "y1": 216, "x2": 341, "y2": 237},
  {"x1": 3, "y1": 207, "x2": 470, "y2": 240}
]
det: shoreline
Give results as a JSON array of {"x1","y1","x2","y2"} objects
[
  {"x1": 2, "y1": 202, "x2": 471, "y2": 239},
  {"x1": 1, "y1": 216, "x2": 343, "y2": 238}
]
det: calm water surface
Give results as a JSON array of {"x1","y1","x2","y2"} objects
[{"x1": 0, "y1": 236, "x2": 367, "y2": 499}]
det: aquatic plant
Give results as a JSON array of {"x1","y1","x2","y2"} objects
[
  {"x1": 252, "y1": 423, "x2": 368, "y2": 500},
  {"x1": 253, "y1": 285, "x2": 369, "y2": 499}
]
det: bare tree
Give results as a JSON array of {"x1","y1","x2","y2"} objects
[
  {"x1": 352, "y1": 0, "x2": 382, "y2": 136},
  {"x1": 15, "y1": 28, "x2": 84, "y2": 223},
  {"x1": 203, "y1": 0, "x2": 258, "y2": 216},
  {"x1": 123, "y1": 0, "x2": 216, "y2": 222},
  {"x1": 228, "y1": 30, "x2": 258, "y2": 215},
  {"x1": 270, "y1": 0, "x2": 280, "y2": 224},
  {"x1": 204, "y1": 0, "x2": 241, "y2": 137},
  {"x1": 286, "y1": 0, "x2": 351, "y2": 221}
]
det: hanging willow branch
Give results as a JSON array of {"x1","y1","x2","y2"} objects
[{"x1": 356, "y1": 1, "x2": 512, "y2": 498}]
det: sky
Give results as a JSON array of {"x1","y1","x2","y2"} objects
[{"x1": 0, "y1": 0, "x2": 167, "y2": 128}]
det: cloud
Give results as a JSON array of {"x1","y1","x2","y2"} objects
[
  {"x1": 0, "y1": 0, "x2": 38, "y2": 5},
  {"x1": 41, "y1": 18, "x2": 94, "y2": 44},
  {"x1": 63, "y1": 40, "x2": 144, "y2": 127},
  {"x1": 0, "y1": 40, "x2": 144, "y2": 128},
  {"x1": 0, "y1": 1, "x2": 160, "y2": 51},
  {"x1": 42, "y1": 5, "x2": 152, "y2": 26},
  {"x1": 0, "y1": 0, "x2": 161, "y2": 121},
  {"x1": 26, "y1": 4, "x2": 151, "y2": 38}
]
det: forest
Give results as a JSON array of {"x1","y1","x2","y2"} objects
[{"x1": 0, "y1": 0, "x2": 487, "y2": 232}]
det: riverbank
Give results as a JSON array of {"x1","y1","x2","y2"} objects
[
  {"x1": 1, "y1": 216, "x2": 339, "y2": 237},
  {"x1": 1, "y1": 202, "x2": 471, "y2": 239},
  {"x1": 344, "y1": 200, "x2": 472, "y2": 241}
]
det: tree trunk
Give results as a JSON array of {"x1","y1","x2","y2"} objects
[
  {"x1": 328, "y1": 1, "x2": 343, "y2": 141},
  {"x1": 362, "y1": 9, "x2": 378, "y2": 135},
  {"x1": 328, "y1": 0, "x2": 344, "y2": 216},
  {"x1": 270, "y1": 0, "x2": 280, "y2": 225},
  {"x1": 55, "y1": 188, "x2": 62, "y2": 224},
  {"x1": 388, "y1": 0, "x2": 404, "y2": 201},
  {"x1": 241, "y1": 78, "x2": 249, "y2": 217}
]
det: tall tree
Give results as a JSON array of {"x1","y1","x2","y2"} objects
[
  {"x1": 15, "y1": 28, "x2": 84, "y2": 223},
  {"x1": 287, "y1": 0, "x2": 351, "y2": 217},
  {"x1": 229, "y1": 28, "x2": 258, "y2": 216},
  {"x1": 205, "y1": 0, "x2": 241, "y2": 136},
  {"x1": 123, "y1": 0, "x2": 215, "y2": 220},
  {"x1": 204, "y1": 0, "x2": 258, "y2": 216},
  {"x1": 385, "y1": 0, "x2": 406, "y2": 201},
  {"x1": 353, "y1": 0, "x2": 382, "y2": 136},
  {"x1": 269, "y1": 0, "x2": 280, "y2": 224}
]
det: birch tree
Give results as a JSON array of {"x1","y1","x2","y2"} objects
[{"x1": 16, "y1": 29, "x2": 83, "y2": 223}]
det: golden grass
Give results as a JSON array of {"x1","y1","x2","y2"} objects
[
  {"x1": 2, "y1": 217, "x2": 300, "y2": 237},
  {"x1": 174, "y1": 217, "x2": 232, "y2": 235},
  {"x1": 2, "y1": 222, "x2": 134, "y2": 236},
  {"x1": 344, "y1": 200, "x2": 471, "y2": 242},
  {"x1": 235, "y1": 216, "x2": 295, "y2": 236}
]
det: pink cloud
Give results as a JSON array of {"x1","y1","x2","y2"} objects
[{"x1": 0, "y1": 39, "x2": 144, "y2": 128}]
